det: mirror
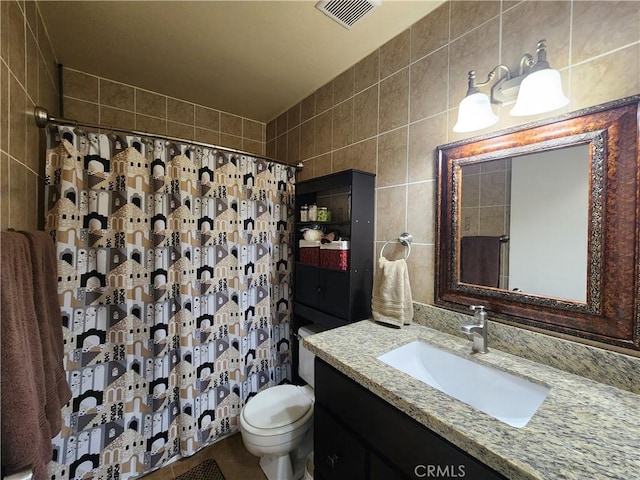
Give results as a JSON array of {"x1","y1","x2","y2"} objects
[{"x1": 436, "y1": 95, "x2": 640, "y2": 351}]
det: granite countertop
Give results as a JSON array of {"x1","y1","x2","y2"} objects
[{"x1": 304, "y1": 320, "x2": 640, "y2": 480}]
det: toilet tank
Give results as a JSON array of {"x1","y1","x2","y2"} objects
[{"x1": 298, "y1": 324, "x2": 329, "y2": 388}]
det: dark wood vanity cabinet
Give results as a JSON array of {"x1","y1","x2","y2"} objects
[
  {"x1": 294, "y1": 170, "x2": 375, "y2": 329},
  {"x1": 314, "y1": 359, "x2": 508, "y2": 480}
]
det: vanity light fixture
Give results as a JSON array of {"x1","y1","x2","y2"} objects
[{"x1": 453, "y1": 39, "x2": 569, "y2": 133}]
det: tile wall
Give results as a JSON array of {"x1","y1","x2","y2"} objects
[
  {"x1": 61, "y1": 68, "x2": 266, "y2": 157},
  {"x1": 1, "y1": 0, "x2": 59, "y2": 230},
  {"x1": 266, "y1": 0, "x2": 640, "y2": 305}
]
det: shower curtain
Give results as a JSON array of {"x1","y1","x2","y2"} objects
[{"x1": 43, "y1": 126, "x2": 295, "y2": 479}]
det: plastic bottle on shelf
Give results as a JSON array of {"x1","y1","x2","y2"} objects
[{"x1": 300, "y1": 204, "x2": 309, "y2": 222}]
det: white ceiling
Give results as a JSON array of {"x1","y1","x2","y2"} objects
[{"x1": 39, "y1": 1, "x2": 444, "y2": 123}]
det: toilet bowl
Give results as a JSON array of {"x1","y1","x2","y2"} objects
[{"x1": 239, "y1": 325, "x2": 326, "y2": 480}]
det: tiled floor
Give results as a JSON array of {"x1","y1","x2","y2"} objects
[{"x1": 141, "y1": 432, "x2": 267, "y2": 480}]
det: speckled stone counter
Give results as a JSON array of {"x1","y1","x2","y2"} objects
[{"x1": 304, "y1": 320, "x2": 640, "y2": 480}]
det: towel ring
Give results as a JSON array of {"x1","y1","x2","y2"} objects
[{"x1": 380, "y1": 232, "x2": 412, "y2": 259}]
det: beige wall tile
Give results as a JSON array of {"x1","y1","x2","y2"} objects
[
  {"x1": 407, "y1": 181, "x2": 435, "y2": 244},
  {"x1": 448, "y1": 17, "x2": 500, "y2": 111},
  {"x1": 502, "y1": 1, "x2": 570, "y2": 73},
  {"x1": 355, "y1": 50, "x2": 379, "y2": 93},
  {"x1": 276, "y1": 111, "x2": 287, "y2": 136},
  {"x1": 26, "y1": 28, "x2": 38, "y2": 102},
  {"x1": 351, "y1": 138, "x2": 377, "y2": 174},
  {"x1": 353, "y1": 85, "x2": 378, "y2": 142},
  {"x1": 407, "y1": 244, "x2": 435, "y2": 304},
  {"x1": 410, "y1": 2, "x2": 449, "y2": 61},
  {"x1": 572, "y1": 1, "x2": 640, "y2": 65},
  {"x1": 219, "y1": 133, "x2": 242, "y2": 151},
  {"x1": 167, "y1": 97, "x2": 194, "y2": 125},
  {"x1": 266, "y1": 139, "x2": 275, "y2": 159},
  {"x1": 64, "y1": 97, "x2": 99, "y2": 125},
  {"x1": 275, "y1": 134, "x2": 286, "y2": 162},
  {"x1": 380, "y1": 29, "x2": 410, "y2": 79},
  {"x1": 1, "y1": 1, "x2": 9, "y2": 62},
  {"x1": 287, "y1": 126, "x2": 300, "y2": 164},
  {"x1": 137, "y1": 89, "x2": 166, "y2": 119},
  {"x1": 332, "y1": 145, "x2": 353, "y2": 173},
  {"x1": 478, "y1": 205, "x2": 508, "y2": 235},
  {"x1": 243, "y1": 139, "x2": 263, "y2": 157},
  {"x1": 25, "y1": 97, "x2": 39, "y2": 172},
  {"x1": 196, "y1": 105, "x2": 219, "y2": 131},
  {"x1": 10, "y1": 74, "x2": 26, "y2": 162},
  {"x1": 332, "y1": 99, "x2": 353, "y2": 149},
  {"x1": 9, "y1": 157, "x2": 28, "y2": 230},
  {"x1": 25, "y1": 169, "x2": 38, "y2": 229},
  {"x1": 287, "y1": 102, "x2": 301, "y2": 130},
  {"x1": 136, "y1": 114, "x2": 166, "y2": 135},
  {"x1": 299, "y1": 119, "x2": 314, "y2": 160},
  {"x1": 1, "y1": 61, "x2": 8, "y2": 151},
  {"x1": 300, "y1": 94, "x2": 316, "y2": 123},
  {"x1": 333, "y1": 67, "x2": 354, "y2": 105},
  {"x1": 316, "y1": 82, "x2": 333, "y2": 113},
  {"x1": 450, "y1": 1, "x2": 500, "y2": 40},
  {"x1": 100, "y1": 106, "x2": 135, "y2": 131},
  {"x1": 314, "y1": 110, "x2": 332, "y2": 156},
  {"x1": 243, "y1": 118, "x2": 262, "y2": 142},
  {"x1": 409, "y1": 114, "x2": 447, "y2": 183},
  {"x1": 376, "y1": 185, "x2": 406, "y2": 241},
  {"x1": 195, "y1": 127, "x2": 219, "y2": 146},
  {"x1": 100, "y1": 78, "x2": 134, "y2": 111},
  {"x1": 24, "y1": 1, "x2": 36, "y2": 34},
  {"x1": 8, "y1": 1, "x2": 26, "y2": 86},
  {"x1": 410, "y1": 47, "x2": 449, "y2": 122},
  {"x1": 479, "y1": 171, "x2": 508, "y2": 206},
  {"x1": 570, "y1": 44, "x2": 640, "y2": 111},
  {"x1": 220, "y1": 112, "x2": 242, "y2": 136},
  {"x1": 167, "y1": 121, "x2": 194, "y2": 141},
  {"x1": 266, "y1": 119, "x2": 276, "y2": 142},
  {"x1": 64, "y1": 69, "x2": 98, "y2": 103},
  {"x1": 377, "y1": 127, "x2": 407, "y2": 187},
  {"x1": 313, "y1": 153, "x2": 332, "y2": 177},
  {"x1": 379, "y1": 68, "x2": 409, "y2": 133},
  {"x1": 39, "y1": 56, "x2": 58, "y2": 115}
]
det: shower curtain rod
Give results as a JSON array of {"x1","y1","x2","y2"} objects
[{"x1": 33, "y1": 105, "x2": 303, "y2": 170}]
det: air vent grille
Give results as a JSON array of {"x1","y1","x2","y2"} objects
[{"x1": 316, "y1": 0, "x2": 381, "y2": 30}]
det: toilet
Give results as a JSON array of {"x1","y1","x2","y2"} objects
[{"x1": 239, "y1": 325, "x2": 326, "y2": 480}]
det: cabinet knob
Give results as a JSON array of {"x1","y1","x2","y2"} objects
[
  {"x1": 326, "y1": 453, "x2": 339, "y2": 469},
  {"x1": 316, "y1": 286, "x2": 322, "y2": 292}
]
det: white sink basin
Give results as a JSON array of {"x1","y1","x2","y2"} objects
[{"x1": 377, "y1": 340, "x2": 550, "y2": 428}]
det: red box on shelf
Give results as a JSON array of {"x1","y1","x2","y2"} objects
[
  {"x1": 320, "y1": 241, "x2": 350, "y2": 271},
  {"x1": 299, "y1": 240, "x2": 321, "y2": 265}
]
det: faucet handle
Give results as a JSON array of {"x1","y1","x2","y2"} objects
[{"x1": 469, "y1": 305, "x2": 486, "y2": 313}]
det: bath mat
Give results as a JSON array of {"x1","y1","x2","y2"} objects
[{"x1": 175, "y1": 459, "x2": 226, "y2": 480}]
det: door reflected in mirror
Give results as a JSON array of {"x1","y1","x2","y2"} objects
[{"x1": 459, "y1": 144, "x2": 590, "y2": 302}]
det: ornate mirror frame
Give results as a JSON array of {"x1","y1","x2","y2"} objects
[{"x1": 435, "y1": 95, "x2": 640, "y2": 351}]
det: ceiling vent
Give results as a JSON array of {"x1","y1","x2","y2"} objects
[{"x1": 316, "y1": 0, "x2": 381, "y2": 30}]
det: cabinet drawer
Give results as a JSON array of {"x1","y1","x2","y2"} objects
[
  {"x1": 314, "y1": 404, "x2": 366, "y2": 480},
  {"x1": 315, "y1": 359, "x2": 507, "y2": 480}
]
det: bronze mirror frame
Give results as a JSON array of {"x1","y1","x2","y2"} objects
[{"x1": 435, "y1": 95, "x2": 640, "y2": 351}]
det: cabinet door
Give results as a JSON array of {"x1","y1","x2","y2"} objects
[
  {"x1": 314, "y1": 404, "x2": 366, "y2": 480},
  {"x1": 370, "y1": 451, "x2": 408, "y2": 480},
  {"x1": 295, "y1": 264, "x2": 319, "y2": 309},
  {"x1": 319, "y1": 270, "x2": 351, "y2": 319}
]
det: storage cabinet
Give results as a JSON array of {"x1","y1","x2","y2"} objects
[
  {"x1": 314, "y1": 359, "x2": 508, "y2": 480},
  {"x1": 294, "y1": 170, "x2": 375, "y2": 329}
]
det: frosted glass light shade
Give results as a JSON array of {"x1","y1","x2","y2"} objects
[
  {"x1": 510, "y1": 68, "x2": 569, "y2": 116},
  {"x1": 453, "y1": 92, "x2": 499, "y2": 133}
]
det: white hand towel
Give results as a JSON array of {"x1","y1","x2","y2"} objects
[{"x1": 371, "y1": 257, "x2": 413, "y2": 327}]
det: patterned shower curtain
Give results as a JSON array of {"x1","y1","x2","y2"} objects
[{"x1": 43, "y1": 126, "x2": 295, "y2": 480}]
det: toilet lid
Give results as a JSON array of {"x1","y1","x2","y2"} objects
[{"x1": 243, "y1": 385, "x2": 313, "y2": 429}]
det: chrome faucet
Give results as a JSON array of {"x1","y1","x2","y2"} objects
[{"x1": 461, "y1": 305, "x2": 488, "y2": 353}]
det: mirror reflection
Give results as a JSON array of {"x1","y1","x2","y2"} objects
[{"x1": 458, "y1": 144, "x2": 590, "y2": 302}]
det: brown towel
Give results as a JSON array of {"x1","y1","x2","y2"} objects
[
  {"x1": 460, "y1": 236, "x2": 501, "y2": 288},
  {"x1": 22, "y1": 231, "x2": 72, "y2": 432},
  {"x1": 1, "y1": 231, "x2": 71, "y2": 479}
]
